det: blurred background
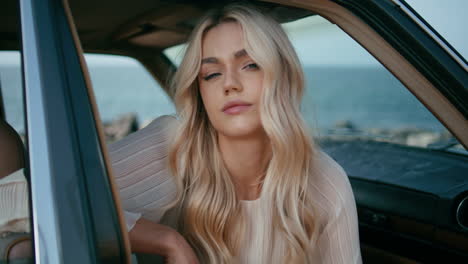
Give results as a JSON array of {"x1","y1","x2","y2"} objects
[{"x1": 1, "y1": 0, "x2": 466, "y2": 150}]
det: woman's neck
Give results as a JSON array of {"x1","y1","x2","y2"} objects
[{"x1": 218, "y1": 133, "x2": 271, "y2": 201}]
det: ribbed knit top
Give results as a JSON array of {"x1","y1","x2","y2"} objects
[{"x1": 0, "y1": 169, "x2": 30, "y2": 234}]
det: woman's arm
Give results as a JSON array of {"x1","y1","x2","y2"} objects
[
  {"x1": 129, "y1": 218, "x2": 199, "y2": 263},
  {"x1": 110, "y1": 116, "x2": 198, "y2": 262},
  {"x1": 316, "y1": 199, "x2": 362, "y2": 264},
  {"x1": 314, "y1": 152, "x2": 362, "y2": 264}
]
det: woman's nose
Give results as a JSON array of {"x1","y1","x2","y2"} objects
[{"x1": 223, "y1": 70, "x2": 242, "y2": 95}]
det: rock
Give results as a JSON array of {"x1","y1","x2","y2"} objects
[
  {"x1": 103, "y1": 113, "x2": 139, "y2": 143},
  {"x1": 334, "y1": 120, "x2": 356, "y2": 130},
  {"x1": 382, "y1": 127, "x2": 454, "y2": 147},
  {"x1": 406, "y1": 132, "x2": 441, "y2": 147},
  {"x1": 368, "y1": 128, "x2": 388, "y2": 135}
]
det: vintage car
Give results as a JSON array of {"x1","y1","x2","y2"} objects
[{"x1": 0, "y1": 0, "x2": 467, "y2": 263}]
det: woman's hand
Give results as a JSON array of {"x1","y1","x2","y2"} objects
[{"x1": 129, "y1": 218, "x2": 199, "y2": 264}]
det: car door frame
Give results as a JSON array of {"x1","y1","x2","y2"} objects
[{"x1": 19, "y1": 0, "x2": 130, "y2": 262}]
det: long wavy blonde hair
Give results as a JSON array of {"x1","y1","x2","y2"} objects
[{"x1": 168, "y1": 4, "x2": 319, "y2": 263}]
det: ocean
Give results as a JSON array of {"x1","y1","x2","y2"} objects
[{"x1": 0, "y1": 64, "x2": 446, "y2": 134}]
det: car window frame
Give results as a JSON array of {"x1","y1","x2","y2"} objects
[{"x1": 19, "y1": 0, "x2": 130, "y2": 262}]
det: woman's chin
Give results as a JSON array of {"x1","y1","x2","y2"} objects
[{"x1": 217, "y1": 123, "x2": 265, "y2": 139}]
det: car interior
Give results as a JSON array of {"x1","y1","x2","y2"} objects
[
  {"x1": 0, "y1": 83, "x2": 24, "y2": 179},
  {"x1": 0, "y1": 80, "x2": 32, "y2": 262},
  {"x1": 1, "y1": 0, "x2": 467, "y2": 263}
]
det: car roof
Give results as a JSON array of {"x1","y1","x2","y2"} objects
[{"x1": 0, "y1": 0, "x2": 314, "y2": 52}]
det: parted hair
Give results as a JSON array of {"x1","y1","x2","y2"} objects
[{"x1": 168, "y1": 4, "x2": 319, "y2": 263}]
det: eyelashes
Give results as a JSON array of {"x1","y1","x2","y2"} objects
[
  {"x1": 203, "y1": 73, "x2": 221, "y2": 81},
  {"x1": 201, "y1": 63, "x2": 260, "y2": 81},
  {"x1": 243, "y1": 63, "x2": 259, "y2": 70}
]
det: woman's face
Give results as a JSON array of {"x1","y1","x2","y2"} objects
[{"x1": 198, "y1": 22, "x2": 265, "y2": 139}]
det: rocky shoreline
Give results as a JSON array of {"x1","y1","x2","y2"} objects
[
  {"x1": 103, "y1": 113, "x2": 139, "y2": 143},
  {"x1": 15, "y1": 113, "x2": 463, "y2": 152},
  {"x1": 102, "y1": 114, "x2": 463, "y2": 151},
  {"x1": 324, "y1": 119, "x2": 459, "y2": 149}
]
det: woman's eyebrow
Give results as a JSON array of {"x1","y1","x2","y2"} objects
[
  {"x1": 201, "y1": 57, "x2": 218, "y2": 64},
  {"x1": 201, "y1": 49, "x2": 248, "y2": 65},
  {"x1": 234, "y1": 49, "x2": 247, "y2": 58}
]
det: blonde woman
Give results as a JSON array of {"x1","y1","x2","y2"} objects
[{"x1": 110, "y1": 4, "x2": 362, "y2": 264}]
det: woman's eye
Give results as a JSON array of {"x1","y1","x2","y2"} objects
[
  {"x1": 243, "y1": 63, "x2": 259, "y2": 70},
  {"x1": 203, "y1": 73, "x2": 221, "y2": 81}
]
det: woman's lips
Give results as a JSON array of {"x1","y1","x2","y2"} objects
[
  {"x1": 222, "y1": 100, "x2": 252, "y2": 115},
  {"x1": 223, "y1": 104, "x2": 251, "y2": 114}
]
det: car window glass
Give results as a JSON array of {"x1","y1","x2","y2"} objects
[
  {"x1": 85, "y1": 54, "x2": 176, "y2": 143},
  {"x1": 405, "y1": 0, "x2": 467, "y2": 60},
  {"x1": 282, "y1": 15, "x2": 466, "y2": 154},
  {"x1": 0, "y1": 51, "x2": 24, "y2": 134},
  {"x1": 164, "y1": 44, "x2": 186, "y2": 67}
]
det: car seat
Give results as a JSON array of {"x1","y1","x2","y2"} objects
[{"x1": 0, "y1": 80, "x2": 33, "y2": 263}]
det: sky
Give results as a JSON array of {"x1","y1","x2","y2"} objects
[
  {"x1": 1, "y1": 0, "x2": 466, "y2": 67},
  {"x1": 164, "y1": 0, "x2": 468, "y2": 67},
  {"x1": 282, "y1": 0, "x2": 467, "y2": 66},
  {"x1": 406, "y1": 0, "x2": 467, "y2": 58}
]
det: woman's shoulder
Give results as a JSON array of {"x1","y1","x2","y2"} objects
[
  {"x1": 109, "y1": 114, "x2": 178, "y2": 147},
  {"x1": 108, "y1": 115, "x2": 178, "y2": 160},
  {"x1": 146, "y1": 114, "x2": 179, "y2": 130},
  {"x1": 311, "y1": 149, "x2": 348, "y2": 184}
]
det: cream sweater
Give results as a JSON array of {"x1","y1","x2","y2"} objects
[
  {"x1": 0, "y1": 169, "x2": 30, "y2": 235},
  {"x1": 109, "y1": 115, "x2": 362, "y2": 263}
]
